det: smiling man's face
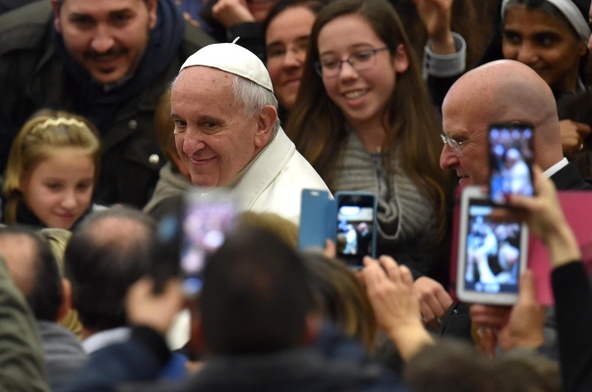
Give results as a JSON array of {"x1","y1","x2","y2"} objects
[{"x1": 53, "y1": 0, "x2": 157, "y2": 85}]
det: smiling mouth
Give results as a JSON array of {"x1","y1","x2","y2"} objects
[
  {"x1": 343, "y1": 90, "x2": 367, "y2": 100},
  {"x1": 190, "y1": 156, "x2": 216, "y2": 166}
]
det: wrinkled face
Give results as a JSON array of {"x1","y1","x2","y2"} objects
[
  {"x1": 53, "y1": 0, "x2": 157, "y2": 85},
  {"x1": 172, "y1": 67, "x2": 273, "y2": 187},
  {"x1": 502, "y1": 5, "x2": 586, "y2": 92},
  {"x1": 317, "y1": 14, "x2": 407, "y2": 131},
  {"x1": 265, "y1": 6, "x2": 316, "y2": 110},
  {"x1": 20, "y1": 149, "x2": 95, "y2": 229},
  {"x1": 247, "y1": 0, "x2": 277, "y2": 22},
  {"x1": 440, "y1": 94, "x2": 490, "y2": 188}
]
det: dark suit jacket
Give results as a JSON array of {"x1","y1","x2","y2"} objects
[{"x1": 550, "y1": 162, "x2": 592, "y2": 191}]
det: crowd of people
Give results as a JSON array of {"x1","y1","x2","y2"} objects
[{"x1": 0, "y1": 0, "x2": 591, "y2": 391}]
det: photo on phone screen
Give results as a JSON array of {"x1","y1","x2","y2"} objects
[
  {"x1": 180, "y1": 191, "x2": 237, "y2": 296},
  {"x1": 457, "y1": 187, "x2": 528, "y2": 305},
  {"x1": 489, "y1": 123, "x2": 534, "y2": 205},
  {"x1": 335, "y1": 192, "x2": 377, "y2": 269}
]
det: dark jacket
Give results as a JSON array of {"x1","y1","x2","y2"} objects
[
  {"x1": 64, "y1": 325, "x2": 406, "y2": 392},
  {"x1": 37, "y1": 321, "x2": 87, "y2": 392},
  {"x1": 0, "y1": 1, "x2": 215, "y2": 208}
]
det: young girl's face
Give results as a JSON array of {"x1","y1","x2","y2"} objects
[
  {"x1": 317, "y1": 14, "x2": 408, "y2": 130},
  {"x1": 20, "y1": 148, "x2": 95, "y2": 229}
]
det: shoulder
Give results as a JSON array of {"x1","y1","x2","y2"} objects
[{"x1": 0, "y1": 1, "x2": 52, "y2": 55}]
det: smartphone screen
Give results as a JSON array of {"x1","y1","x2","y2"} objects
[
  {"x1": 457, "y1": 187, "x2": 528, "y2": 305},
  {"x1": 489, "y1": 123, "x2": 534, "y2": 204},
  {"x1": 335, "y1": 192, "x2": 377, "y2": 269},
  {"x1": 180, "y1": 191, "x2": 237, "y2": 296}
]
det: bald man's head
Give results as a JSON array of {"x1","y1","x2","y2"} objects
[{"x1": 440, "y1": 60, "x2": 564, "y2": 187}]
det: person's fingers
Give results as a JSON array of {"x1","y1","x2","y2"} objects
[
  {"x1": 324, "y1": 239, "x2": 336, "y2": 258},
  {"x1": 362, "y1": 257, "x2": 384, "y2": 287},
  {"x1": 475, "y1": 326, "x2": 498, "y2": 357},
  {"x1": 435, "y1": 288, "x2": 454, "y2": 312},
  {"x1": 378, "y1": 255, "x2": 401, "y2": 283},
  {"x1": 127, "y1": 277, "x2": 152, "y2": 303},
  {"x1": 576, "y1": 122, "x2": 592, "y2": 137},
  {"x1": 517, "y1": 270, "x2": 537, "y2": 304},
  {"x1": 470, "y1": 304, "x2": 510, "y2": 328},
  {"x1": 420, "y1": 294, "x2": 447, "y2": 320},
  {"x1": 419, "y1": 301, "x2": 436, "y2": 322},
  {"x1": 399, "y1": 265, "x2": 414, "y2": 288}
]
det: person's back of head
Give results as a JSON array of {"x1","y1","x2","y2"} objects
[
  {"x1": 405, "y1": 339, "x2": 559, "y2": 392},
  {"x1": 405, "y1": 340, "x2": 497, "y2": 392},
  {"x1": 0, "y1": 225, "x2": 63, "y2": 322},
  {"x1": 302, "y1": 252, "x2": 377, "y2": 350},
  {"x1": 199, "y1": 226, "x2": 316, "y2": 355},
  {"x1": 64, "y1": 206, "x2": 155, "y2": 332}
]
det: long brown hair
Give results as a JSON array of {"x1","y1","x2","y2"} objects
[{"x1": 286, "y1": 0, "x2": 449, "y2": 236}]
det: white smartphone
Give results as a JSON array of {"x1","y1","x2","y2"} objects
[{"x1": 456, "y1": 186, "x2": 528, "y2": 305}]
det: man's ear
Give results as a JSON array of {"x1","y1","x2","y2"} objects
[
  {"x1": 148, "y1": 0, "x2": 158, "y2": 30},
  {"x1": 254, "y1": 106, "x2": 278, "y2": 149},
  {"x1": 51, "y1": 0, "x2": 62, "y2": 34},
  {"x1": 57, "y1": 278, "x2": 72, "y2": 323},
  {"x1": 302, "y1": 311, "x2": 323, "y2": 346}
]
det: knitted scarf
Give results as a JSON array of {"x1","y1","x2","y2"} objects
[{"x1": 332, "y1": 130, "x2": 437, "y2": 273}]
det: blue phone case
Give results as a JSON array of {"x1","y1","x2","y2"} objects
[{"x1": 298, "y1": 189, "x2": 336, "y2": 252}]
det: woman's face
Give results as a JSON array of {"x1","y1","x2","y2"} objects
[
  {"x1": 19, "y1": 148, "x2": 95, "y2": 229},
  {"x1": 502, "y1": 5, "x2": 587, "y2": 92},
  {"x1": 317, "y1": 14, "x2": 408, "y2": 131},
  {"x1": 265, "y1": 6, "x2": 316, "y2": 110}
]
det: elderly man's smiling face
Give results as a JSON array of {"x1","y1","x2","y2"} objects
[{"x1": 171, "y1": 66, "x2": 274, "y2": 187}]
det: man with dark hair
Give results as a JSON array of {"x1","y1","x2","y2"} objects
[
  {"x1": 64, "y1": 207, "x2": 155, "y2": 352},
  {"x1": 65, "y1": 226, "x2": 403, "y2": 391},
  {"x1": 198, "y1": 226, "x2": 317, "y2": 356},
  {"x1": 0, "y1": 0, "x2": 214, "y2": 208},
  {"x1": 0, "y1": 226, "x2": 86, "y2": 391}
]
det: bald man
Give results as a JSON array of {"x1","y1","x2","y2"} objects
[
  {"x1": 440, "y1": 59, "x2": 591, "y2": 190},
  {"x1": 439, "y1": 59, "x2": 591, "y2": 354}
]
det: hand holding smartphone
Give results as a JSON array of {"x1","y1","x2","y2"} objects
[
  {"x1": 489, "y1": 123, "x2": 535, "y2": 204},
  {"x1": 456, "y1": 186, "x2": 528, "y2": 305}
]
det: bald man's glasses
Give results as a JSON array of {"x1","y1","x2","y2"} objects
[{"x1": 440, "y1": 133, "x2": 485, "y2": 156}]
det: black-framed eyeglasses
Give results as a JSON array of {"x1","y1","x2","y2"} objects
[{"x1": 314, "y1": 47, "x2": 389, "y2": 78}]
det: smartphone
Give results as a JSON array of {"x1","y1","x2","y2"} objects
[
  {"x1": 180, "y1": 190, "x2": 237, "y2": 296},
  {"x1": 456, "y1": 186, "x2": 528, "y2": 305},
  {"x1": 298, "y1": 189, "x2": 336, "y2": 252},
  {"x1": 335, "y1": 191, "x2": 377, "y2": 269},
  {"x1": 489, "y1": 123, "x2": 535, "y2": 205}
]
